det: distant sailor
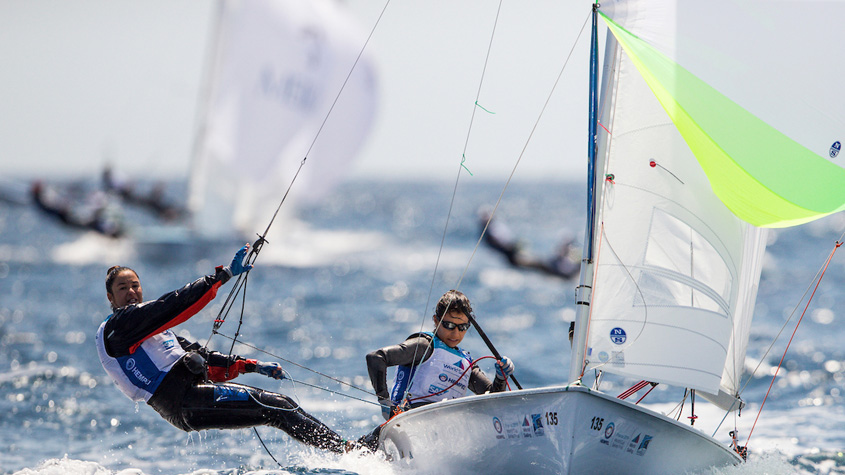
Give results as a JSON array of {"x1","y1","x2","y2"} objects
[
  {"x1": 31, "y1": 181, "x2": 124, "y2": 238},
  {"x1": 366, "y1": 290, "x2": 515, "y2": 420},
  {"x1": 478, "y1": 206, "x2": 579, "y2": 279},
  {"x1": 102, "y1": 166, "x2": 185, "y2": 221},
  {"x1": 96, "y1": 244, "x2": 369, "y2": 452}
]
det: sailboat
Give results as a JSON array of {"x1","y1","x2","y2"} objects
[
  {"x1": 373, "y1": 1, "x2": 845, "y2": 473},
  {"x1": 50, "y1": 0, "x2": 378, "y2": 266},
  {"x1": 181, "y1": 0, "x2": 378, "y2": 243}
]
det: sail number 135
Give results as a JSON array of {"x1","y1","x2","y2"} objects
[{"x1": 590, "y1": 416, "x2": 604, "y2": 431}]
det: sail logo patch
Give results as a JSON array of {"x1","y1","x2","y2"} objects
[
  {"x1": 452, "y1": 359, "x2": 465, "y2": 369},
  {"x1": 610, "y1": 327, "x2": 627, "y2": 344},
  {"x1": 831, "y1": 141, "x2": 841, "y2": 159}
]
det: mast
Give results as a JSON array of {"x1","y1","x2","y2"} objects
[
  {"x1": 186, "y1": 0, "x2": 225, "y2": 230},
  {"x1": 569, "y1": 3, "x2": 620, "y2": 384},
  {"x1": 569, "y1": 3, "x2": 600, "y2": 384}
]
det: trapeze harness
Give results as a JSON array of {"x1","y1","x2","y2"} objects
[
  {"x1": 96, "y1": 271, "x2": 346, "y2": 452},
  {"x1": 391, "y1": 331, "x2": 473, "y2": 406}
]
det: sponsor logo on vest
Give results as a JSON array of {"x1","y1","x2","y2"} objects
[
  {"x1": 434, "y1": 372, "x2": 467, "y2": 391},
  {"x1": 125, "y1": 358, "x2": 152, "y2": 386},
  {"x1": 452, "y1": 359, "x2": 465, "y2": 369},
  {"x1": 428, "y1": 384, "x2": 444, "y2": 395}
]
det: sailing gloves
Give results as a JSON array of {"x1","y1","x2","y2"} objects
[
  {"x1": 495, "y1": 356, "x2": 515, "y2": 380},
  {"x1": 255, "y1": 361, "x2": 285, "y2": 380},
  {"x1": 223, "y1": 244, "x2": 253, "y2": 278}
]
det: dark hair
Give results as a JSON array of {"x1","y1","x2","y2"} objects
[
  {"x1": 434, "y1": 290, "x2": 472, "y2": 319},
  {"x1": 105, "y1": 266, "x2": 137, "y2": 294}
]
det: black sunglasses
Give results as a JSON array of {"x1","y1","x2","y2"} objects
[{"x1": 440, "y1": 320, "x2": 470, "y2": 332}]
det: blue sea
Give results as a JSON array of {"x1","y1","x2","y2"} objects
[{"x1": 3, "y1": 178, "x2": 845, "y2": 474}]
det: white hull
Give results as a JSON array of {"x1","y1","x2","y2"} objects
[{"x1": 379, "y1": 385, "x2": 741, "y2": 474}]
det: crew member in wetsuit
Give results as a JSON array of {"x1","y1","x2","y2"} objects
[
  {"x1": 96, "y1": 244, "x2": 362, "y2": 453},
  {"x1": 366, "y1": 289, "x2": 516, "y2": 420}
]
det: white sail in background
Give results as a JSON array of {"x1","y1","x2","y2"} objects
[{"x1": 188, "y1": 0, "x2": 378, "y2": 240}]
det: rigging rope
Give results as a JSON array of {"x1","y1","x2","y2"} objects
[
  {"x1": 401, "y1": 0, "x2": 506, "y2": 407},
  {"x1": 402, "y1": 4, "x2": 591, "y2": 406},
  {"x1": 212, "y1": 331, "x2": 376, "y2": 399},
  {"x1": 204, "y1": 0, "x2": 392, "y2": 351},
  {"x1": 404, "y1": 355, "x2": 499, "y2": 405},
  {"x1": 198, "y1": 1, "x2": 395, "y2": 464},
  {"x1": 744, "y1": 238, "x2": 844, "y2": 449}
]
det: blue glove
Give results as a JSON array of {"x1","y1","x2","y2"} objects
[
  {"x1": 495, "y1": 356, "x2": 514, "y2": 380},
  {"x1": 256, "y1": 361, "x2": 285, "y2": 380},
  {"x1": 224, "y1": 244, "x2": 253, "y2": 277}
]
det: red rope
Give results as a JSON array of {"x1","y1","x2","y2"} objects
[
  {"x1": 405, "y1": 355, "x2": 500, "y2": 404},
  {"x1": 618, "y1": 380, "x2": 650, "y2": 399},
  {"x1": 745, "y1": 240, "x2": 842, "y2": 448},
  {"x1": 634, "y1": 382, "x2": 658, "y2": 404}
]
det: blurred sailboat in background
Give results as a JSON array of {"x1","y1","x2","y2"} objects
[
  {"x1": 187, "y1": 0, "x2": 378, "y2": 242},
  {"x1": 50, "y1": 0, "x2": 379, "y2": 264}
]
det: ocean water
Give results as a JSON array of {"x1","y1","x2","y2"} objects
[{"x1": 2, "y1": 178, "x2": 845, "y2": 475}]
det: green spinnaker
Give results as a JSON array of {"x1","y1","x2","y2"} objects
[{"x1": 600, "y1": 12, "x2": 845, "y2": 228}]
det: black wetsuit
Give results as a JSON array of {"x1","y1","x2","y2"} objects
[{"x1": 99, "y1": 268, "x2": 347, "y2": 452}]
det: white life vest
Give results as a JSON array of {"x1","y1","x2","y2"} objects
[
  {"x1": 391, "y1": 332, "x2": 472, "y2": 406},
  {"x1": 96, "y1": 318, "x2": 186, "y2": 402}
]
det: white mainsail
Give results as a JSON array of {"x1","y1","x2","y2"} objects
[
  {"x1": 583, "y1": 40, "x2": 767, "y2": 396},
  {"x1": 581, "y1": 15, "x2": 765, "y2": 397},
  {"x1": 188, "y1": 0, "x2": 378, "y2": 240}
]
